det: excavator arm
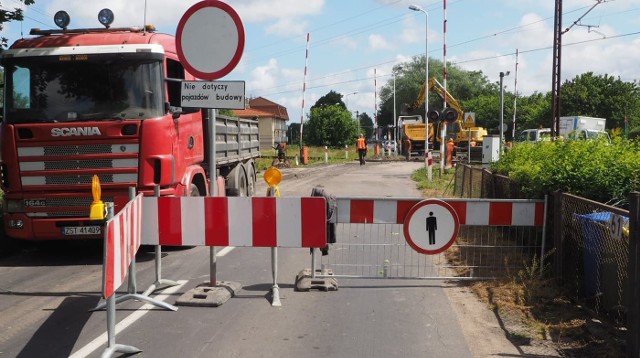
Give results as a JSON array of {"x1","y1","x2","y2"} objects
[
  {"x1": 409, "y1": 77, "x2": 487, "y2": 146},
  {"x1": 412, "y1": 77, "x2": 465, "y2": 123}
]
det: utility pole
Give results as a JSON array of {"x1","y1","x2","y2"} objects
[
  {"x1": 551, "y1": 0, "x2": 562, "y2": 138},
  {"x1": 552, "y1": 0, "x2": 605, "y2": 138}
]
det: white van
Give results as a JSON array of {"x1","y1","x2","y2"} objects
[{"x1": 517, "y1": 128, "x2": 552, "y2": 142}]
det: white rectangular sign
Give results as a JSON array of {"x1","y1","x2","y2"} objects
[{"x1": 181, "y1": 80, "x2": 246, "y2": 109}]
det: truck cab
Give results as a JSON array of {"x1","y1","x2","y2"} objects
[
  {"x1": 517, "y1": 128, "x2": 551, "y2": 143},
  {"x1": 0, "y1": 10, "x2": 258, "y2": 240}
]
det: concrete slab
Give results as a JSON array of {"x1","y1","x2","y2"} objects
[
  {"x1": 294, "y1": 268, "x2": 338, "y2": 292},
  {"x1": 175, "y1": 281, "x2": 242, "y2": 307}
]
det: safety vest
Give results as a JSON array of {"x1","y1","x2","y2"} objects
[{"x1": 356, "y1": 137, "x2": 366, "y2": 150}]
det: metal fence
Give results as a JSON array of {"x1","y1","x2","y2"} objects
[
  {"x1": 453, "y1": 164, "x2": 640, "y2": 357},
  {"x1": 553, "y1": 192, "x2": 630, "y2": 322},
  {"x1": 319, "y1": 222, "x2": 545, "y2": 280},
  {"x1": 453, "y1": 164, "x2": 521, "y2": 199}
]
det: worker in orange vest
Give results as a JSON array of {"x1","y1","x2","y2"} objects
[
  {"x1": 446, "y1": 138, "x2": 455, "y2": 168},
  {"x1": 356, "y1": 133, "x2": 367, "y2": 165}
]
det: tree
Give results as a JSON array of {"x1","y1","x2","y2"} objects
[
  {"x1": 378, "y1": 56, "x2": 496, "y2": 135},
  {"x1": 561, "y1": 72, "x2": 640, "y2": 131},
  {"x1": 357, "y1": 112, "x2": 374, "y2": 140},
  {"x1": 304, "y1": 104, "x2": 358, "y2": 147},
  {"x1": 310, "y1": 90, "x2": 345, "y2": 112},
  {"x1": 1, "y1": 0, "x2": 35, "y2": 50},
  {"x1": 288, "y1": 122, "x2": 300, "y2": 145}
]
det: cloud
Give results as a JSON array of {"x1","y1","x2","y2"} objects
[
  {"x1": 332, "y1": 35, "x2": 359, "y2": 51},
  {"x1": 248, "y1": 58, "x2": 280, "y2": 92},
  {"x1": 369, "y1": 34, "x2": 391, "y2": 50}
]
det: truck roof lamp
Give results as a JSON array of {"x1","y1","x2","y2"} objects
[
  {"x1": 98, "y1": 8, "x2": 114, "y2": 28},
  {"x1": 54, "y1": 11, "x2": 70, "y2": 30}
]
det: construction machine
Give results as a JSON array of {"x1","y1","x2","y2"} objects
[
  {"x1": 410, "y1": 77, "x2": 487, "y2": 148},
  {"x1": 398, "y1": 115, "x2": 434, "y2": 159}
]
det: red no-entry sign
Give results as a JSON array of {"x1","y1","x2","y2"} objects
[
  {"x1": 403, "y1": 199, "x2": 460, "y2": 255},
  {"x1": 176, "y1": 1, "x2": 245, "y2": 80}
]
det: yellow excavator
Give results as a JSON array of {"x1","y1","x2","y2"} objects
[{"x1": 407, "y1": 77, "x2": 487, "y2": 148}]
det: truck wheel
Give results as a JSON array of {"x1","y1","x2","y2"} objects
[
  {"x1": 226, "y1": 163, "x2": 248, "y2": 197},
  {"x1": 245, "y1": 160, "x2": 256, "y2": 197}
]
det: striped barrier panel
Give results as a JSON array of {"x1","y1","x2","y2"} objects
[
  {"x1": 142, "y1": 196, "x2": 327, "y2": 247},
  {"x1": 336, "y1": 198, "x2": 545, "y2": 226},
  {"x1": 102, "y1": 193, "x2": 143, "y2": 299}
]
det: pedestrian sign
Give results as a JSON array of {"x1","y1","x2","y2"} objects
[{"x1": 403, "y1": 199, "x2": 460, "y2": 255}]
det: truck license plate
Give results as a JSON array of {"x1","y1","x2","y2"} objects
[{"x1": 62, "y1": 226, "x2": 102, "y2": 236}]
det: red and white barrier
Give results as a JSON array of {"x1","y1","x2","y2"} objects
[
  {"x1": 336, "y1": 198, "x2": 544, "y2": 227},
  {"x1": 142, "y1": 196, "x2": 327, "y2": 247},
  {"x1": 103, "y1": 193, "x2": 143, "y2": 299}
]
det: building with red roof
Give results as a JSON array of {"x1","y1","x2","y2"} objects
[{"x1": 233, "y1": 97, "x2": 289, "y2": 151}]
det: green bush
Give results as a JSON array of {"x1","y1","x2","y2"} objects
[{"x1": 492, "y1": 138, "x2": 640, "y2": 206}]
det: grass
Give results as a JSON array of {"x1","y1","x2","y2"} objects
[
  {"x1": 411, "y1": 166, "x2": 457, "y2": 197},
  {"x1": 256, "y1": 145, "x2": 382, "y2": 172}
]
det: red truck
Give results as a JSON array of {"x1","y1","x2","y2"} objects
[{"x1": 0, "y1": 11, "x2": 259, "y2": 240}]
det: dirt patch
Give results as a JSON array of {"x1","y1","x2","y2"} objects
[{"x1": 466, "y1": 279, "x2": 626, "y2": 357}]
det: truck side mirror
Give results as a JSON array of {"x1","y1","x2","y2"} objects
[{"x1": 165, "y1": 102, "x2": 182, "y2": 119}]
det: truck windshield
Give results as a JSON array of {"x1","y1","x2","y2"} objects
[
  {"x1": 3, "y1": 55, "x2": 164, "y2": 123},
  {"x1": 586, "y1": 130, "x2": 611, "y2": 142}
]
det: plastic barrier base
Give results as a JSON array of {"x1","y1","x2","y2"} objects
[
  {"x1": 175, "y1": 281, "x2": 242, "y2": 307},
  {"x1": 294, "y1": 268, "x2": 338, "y2": 292}
]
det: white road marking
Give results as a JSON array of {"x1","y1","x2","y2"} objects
[
  {"x1": 217, "y1": 246, "x2": 234, "y2": 256},
  {"x1": 69, "y1": 280, "x2": 188, "y2": 358}
]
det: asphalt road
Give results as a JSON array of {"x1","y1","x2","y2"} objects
[{"x1": 0, "y1": 161, "x2": 475, "y2": 358}]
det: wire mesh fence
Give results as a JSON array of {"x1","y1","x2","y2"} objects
[
  {"x1": 555, "y1": 192, "x2": 630, "y2": 323},
  {"x1": 319, "y1": 222, "x2": 545, "y2": 280},
  {"x1": 453, "y1": 164, "x2": 521, "y2": 199},
  {"x1": 453, "y1": 163, "x2": 639, "y2": 355}
]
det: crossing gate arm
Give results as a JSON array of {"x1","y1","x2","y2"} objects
[
  {"x1": 142, "y1": 196, "x2": 327, "y2": 247},
  {"x1": 336, "y1": 197, "x2": 545, "y2": 226}
]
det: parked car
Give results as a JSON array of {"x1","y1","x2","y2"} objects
[{"x1": 382, "y1": 140, "x2": 397, "y2": 152}]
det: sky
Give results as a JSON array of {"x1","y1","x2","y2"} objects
[{"x1": 3, "y1": 0, "x2": 639, "y2": 126}]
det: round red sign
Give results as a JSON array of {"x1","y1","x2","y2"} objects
[
  {"x1": 176, "y1": 1, "x2": 245, "y2": 80},
  {"x1": 403, "y1": 199, "x2": 460, "y2": 255}
]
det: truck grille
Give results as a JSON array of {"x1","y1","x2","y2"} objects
[
  {"x1": 25, "y1": 197, "x2": 115, "y2": 217},
  {"x1": 18, "y1": 144, "x2": 139, "y2": 187}
]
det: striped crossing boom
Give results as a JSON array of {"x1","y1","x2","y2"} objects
[
  {"x1": 336, "y1": 198, "x2": 545, "y2": 227},
  {"x1": 103, "y1": 193, "x2": 143, "y2": 299},
  {"x1": 142, "y1": 196, "x2": 327, "y2": 248}
]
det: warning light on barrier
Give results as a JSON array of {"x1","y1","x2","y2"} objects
[
  {"x1": 263, "y1": 167, "x2": 282, "y2": 188},
  {"x1": 90, "y1": 175, "x2": 105, "y2": 220}
]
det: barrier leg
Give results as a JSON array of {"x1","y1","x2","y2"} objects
[
  {"x1": 142, "y1": 245, "x2": 179, "y2": 296},
  {"x1": 127, "y1": 259, "x2": 137, "y2": 294},
  {"x1": 100, "y1": 290, "x2": 141, "y2": 358},
  {"x1": 271, "y1": 248, "x2": 281, "y2": 307},
  {"x1": 210, "y1": 246, "x2": 217, "y2": 287},
  {"x1": 311, "y1": 248, "x2": 317, "y2": 279}
]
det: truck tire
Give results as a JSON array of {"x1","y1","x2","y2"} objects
[
  {"x1": 245, "y1": 160, "x2": 256, "y2": 197},
  {"x1": 226, "y1": 163, "x2": 248, "y2": 197}
]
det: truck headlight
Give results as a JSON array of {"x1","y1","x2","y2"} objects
[
  {"x1": 8, "y1": 220, "x2": 24, "y2": 229},
  {"x1": 6, "y1": 200, "x2": 25, "y2": 213}
]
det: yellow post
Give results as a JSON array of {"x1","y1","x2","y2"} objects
[{"x1": 90, "y1": 175, "x2": 105, "y2": 220}]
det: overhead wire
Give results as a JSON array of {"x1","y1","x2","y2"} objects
[
  {"x1": 258, "y1": 29, "x2": 640, "y2": 98},
  {"x1": 254, "y1": 3, "x2": 639, "y2": 97}
]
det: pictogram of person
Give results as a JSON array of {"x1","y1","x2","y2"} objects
[{"x1": 426, "y1": 211, "x2": 437, "y2": 245}]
